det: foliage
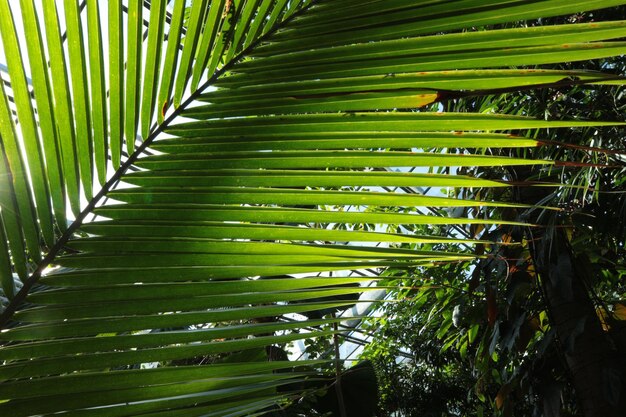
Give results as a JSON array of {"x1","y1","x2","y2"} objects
[
  {"x1": 360, "y1": 24, "x2": 626, "y2": 415},
  {"x1": 0, "y1": 1, "x2": 625, "y2": 416}
]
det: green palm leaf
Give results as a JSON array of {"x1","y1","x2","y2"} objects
[{"x1": 0, "y1": 0, "x2": 625, "y2": 415}]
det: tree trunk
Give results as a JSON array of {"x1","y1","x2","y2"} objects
[{"x1": 531, "y1": 229, "x2": 626, "y2": 417}]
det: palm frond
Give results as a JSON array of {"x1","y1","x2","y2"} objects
[{"x1": 0, "y1": 0, "x2": 625, "y2": 415}]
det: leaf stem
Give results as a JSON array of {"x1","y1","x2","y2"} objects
[{"x1": 0, "y1": 0, "x2": 318, "y2": 328}]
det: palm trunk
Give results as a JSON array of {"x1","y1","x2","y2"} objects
[{"x1": 530, "y1": 229, "x2": 626, "y2": 417}]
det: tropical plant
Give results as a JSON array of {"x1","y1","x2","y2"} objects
[
  {"x1": 1, "y1": 1, "x2": 626, "y2": 416},
  {"x1": 360, "y1": 45, "x2": 626, "y2": 416}
]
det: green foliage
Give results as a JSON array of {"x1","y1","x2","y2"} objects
[
  {"x1": 0, "y1": 1, "x2": 625, "y2": 416},
  {"x1": 359, "y1": 15, "x2": 626, "y2": 412}
]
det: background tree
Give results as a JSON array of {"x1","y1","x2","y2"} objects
[{"x1": 360, "y1": 11, "x2": 626, "y2": 413}]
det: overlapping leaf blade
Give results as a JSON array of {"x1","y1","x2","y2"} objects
[{"x1": 0, "y1": 0, "x2": 625, "y2": 415}]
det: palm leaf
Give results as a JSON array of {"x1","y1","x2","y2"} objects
[{"x1": 0, "y1": 0, "x2": 625, "y2": 415}]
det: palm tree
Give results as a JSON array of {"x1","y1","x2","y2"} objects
[{"x1": 0, "y1": 0, "x2": 625, "y2": 415}]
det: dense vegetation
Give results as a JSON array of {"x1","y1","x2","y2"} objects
[
  {"x1": 359, "y1": 13, "x2": 626, "y2": 414},
  {"x1": 0, "y1": 1, "x2": 625, "y2": 416}
]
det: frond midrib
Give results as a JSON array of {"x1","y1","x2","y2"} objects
[{"x1": 0, "y1": 0, "x2": 319, "y2": 327}]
